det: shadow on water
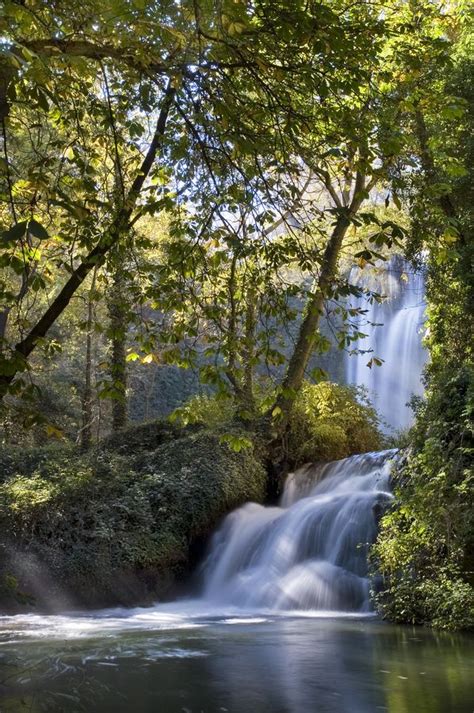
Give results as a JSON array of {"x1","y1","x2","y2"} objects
[{"x1": 0, "y1": 614, "x2": 473, "y2": 713}]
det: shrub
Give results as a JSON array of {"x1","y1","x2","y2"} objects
[
  {"x1": 371, "y1": 364, "x2": 474, "y2": 630},
  {"x1": 287, "y1": 381, "x2": 384, "y2": 464},
  {"x1": 0, "y1": 423, "x2": 266, "y2": 610},
  {"x1": 169, "y1": 393, "x2": 236, "y2": 429}
]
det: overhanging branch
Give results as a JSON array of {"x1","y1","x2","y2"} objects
[{"x1": 0, "y1": 80, "x2": 176, "y2": 394}]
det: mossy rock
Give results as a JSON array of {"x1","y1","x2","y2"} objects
[{"x1": 0, "y1": 423, "x2": 266, "y2": 611}]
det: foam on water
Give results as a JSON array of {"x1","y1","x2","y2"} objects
[{"x1": 199, "y1": 449, "x2": 397, "y2": 613}]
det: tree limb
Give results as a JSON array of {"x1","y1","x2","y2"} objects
[{"x1": 0, "y1": 80, "x2": 176, "y2": 394}]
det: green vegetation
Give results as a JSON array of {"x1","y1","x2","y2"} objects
[
  {"x1": 0, "y1": 423, "x2": 266, "y2": 610},
  {"x1": 172, "y1": 382, "x2": 384, "y2": 464},
  {"x1": 0, "y1": 0, "x2": 471, "y2": 634},
  {"x1": 372, "y1": 20, "x2": 474, "y2": 631},
  {"x1": 373, "y1": 366, "x2": 474, "y2": 630},
  {"x1": 288, "y1": 382, "x2": 383, "y2": 464},
  {"x1": 0, "y1": 0, "x2": 445, "y2": 438}
]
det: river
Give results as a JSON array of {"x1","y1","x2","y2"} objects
[
  {"x1": 0, "y1": 607, "x2": 473, "y2": 712},
  {"x1": 1, "y1": 452, "x2": 472, "y2": 712}
]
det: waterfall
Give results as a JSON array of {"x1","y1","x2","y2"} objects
[
  {"x1": 199, "y1": 450, "x2": 396, "y2": 614},
  {"x1": 344, "y1": 257, "x2": 427, "y2": 431}
]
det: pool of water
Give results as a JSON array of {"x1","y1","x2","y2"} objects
[{"x1": 0, "y1": 603, "x2": 472, "y2": 712}]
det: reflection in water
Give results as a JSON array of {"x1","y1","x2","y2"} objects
[
  {"x1": 0, "y1": 615, "x2": 472, "y2": 713},
  {"x1": 372, "y1": 625, "x2": 474, "y2": 713}
]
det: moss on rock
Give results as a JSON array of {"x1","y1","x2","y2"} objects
[{"x1": 0, "y1": 423, "x2": 266, "y2": 612}]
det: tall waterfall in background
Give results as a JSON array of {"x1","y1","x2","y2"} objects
[
  {"x1": 200, "y1": 450, "x2": 396, "y2": 613},
  {"x1": 344, "y1": 256, "x2": 427, "y2": 431}
]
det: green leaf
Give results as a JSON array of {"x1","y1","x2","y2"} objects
[
  {"x1": 1, "y1": 221, "x2": 28, "y2": 243},
  {"x1": 219, "y1": 433, "x2": 253, "y2": 452},
  {"x1": 355, "y1": 250, "x2": 373, "y2": 261},
  {"x1": 27, "y1": 219, "x2": 49, "y2": 240}
]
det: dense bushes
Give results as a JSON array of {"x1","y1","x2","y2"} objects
[
  {"x1": 0, "y1": 423, "x2": 266, "y2": 611},
  {"x1": 372, "y1": 365, "x2": 474, "y2": 630},
  {"x1": 287, "y1": 381, "x2": 383, "y2": 464},
  {"x1": 171, "y1": 382, "x2": 384, "y2": 467}
]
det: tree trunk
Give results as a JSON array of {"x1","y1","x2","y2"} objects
[
  {"x1": 108, "y1": 270, "x2": 128, "y2": 432},
  {"x1": 80, "y1": 269, "x2": 97, "y2": 450},
  {"x1": 273, "y1": 212, "x2": 351, "y2": 420},
  {"x1": 0, "y1": 81, "x2": 175, "y2": 398},
  {"x1": 260, "y1": 213, "x2": 352, "y2": 499},
  {"x1": 264, "y1": 166, "x2": 366, "y2": 497}
]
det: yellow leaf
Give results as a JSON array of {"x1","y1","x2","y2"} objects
[
  {"x1": 45, "y1": 424, "x2": 64, "y2": 440},
  {"x1": 443, "y1": 230, "x2": 458, "y2": 244}
]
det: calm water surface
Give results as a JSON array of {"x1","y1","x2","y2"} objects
[{"x1": 0, "y1": 604, "x2": 472, "y2": 713}]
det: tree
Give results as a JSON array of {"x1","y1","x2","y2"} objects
[
  {"x1": 372, "y1": 2, "x2": 474, "y2": 631},
  {"x1": 79, "y1": 267, "x2": 98, "y2": 449},
  {"x1": 1, "y1": 0, "x2": 460, "y2": 454},
  {"x1": 0, "y1": 0, "x2": 387, "y2": 399}
]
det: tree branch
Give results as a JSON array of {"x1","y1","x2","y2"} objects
[
  {"x1": 0, "y1": 80, "x2": 176, "y2": 394},
  {"x1": 18, "y1": 38, "x2": 169, "y2": 74}
]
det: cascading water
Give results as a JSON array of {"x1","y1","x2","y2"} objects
[
  {"x1": 199, "y1": 450, "x2": 396, "y2": 614},
  {"x1": 345, "y1": 256, "x2": 427, "y2": 431},
  {"x1": 2, "y1": 453, "x2": 473, "y2": 713}
]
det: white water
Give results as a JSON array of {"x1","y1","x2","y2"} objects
[
  {"x1": 199, "y1": 449, "x2": 396, "y2": 614},
  {"x1": 345, "y1": 257, "x2": 427, "y2": 431}
]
